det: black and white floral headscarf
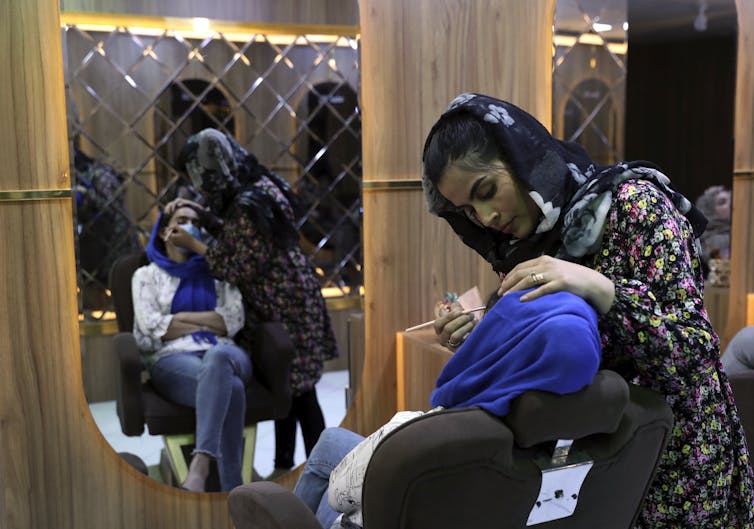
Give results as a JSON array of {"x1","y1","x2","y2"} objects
[
  {"x1": 179, "y1": 128, "x2": 300, "y2": 249},
  {"x1": 422, "y1": 93, "x2": 707, "y2": 274}
]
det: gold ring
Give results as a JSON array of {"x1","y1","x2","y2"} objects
[{"x1": 530, "y1": 272, "x2": 545, "y2": 285}]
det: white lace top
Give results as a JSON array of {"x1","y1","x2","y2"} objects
[
  {"x1": 131, "y1": 263, "x2": 244, "y2": 364},
  {"x1": 328, "y1": 408, "x2": 443, "y2": 527}
]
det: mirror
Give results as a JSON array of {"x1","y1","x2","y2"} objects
[
  {"x1": 625, "y1": 0, "x2": 737, "y2": 293},
  {"x1": 553, "y1": 0, "x2": 628, "y2": 164},
  {"x1": 553, "y1": 0, "x2": 737, "y2": 333},
  {"x1": 65, "y1": 16, "x2": 362, "y2": 489}
]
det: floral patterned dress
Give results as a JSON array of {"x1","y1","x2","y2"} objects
[
  {"x1": 203, "y1": 175, "x2": 338, "y2": 395},
  {"x1": 590, "y1": 180, "x2": 754, "y2": 528}
]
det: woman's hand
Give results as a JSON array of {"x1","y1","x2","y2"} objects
[
  {"x1": 164, "y1": 198, "x2": 224, "y2": 230},
  {"x1": 164, "y1": 226, "x2": 208, "y2": 256},
  {"x1": 497, "y1": 255, "x2": 616, "y2": 314},
  {"x1": 434, "y1": 309, "x2": 477, "y2": 350}
]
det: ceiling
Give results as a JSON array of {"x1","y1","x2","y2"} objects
[{"x1": 556, "y1": 0, "x2": 738, "y2": 43}]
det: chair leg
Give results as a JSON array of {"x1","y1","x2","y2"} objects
[
  {"x1": 163, "y1": 427, "x2": 257, "y2": 486},
  {"x1": 163, "y1": 433, "x2": 195, "y2": 485},
  {"x1": 242, "y1": 425, "x2": 257, "y2": 483}
]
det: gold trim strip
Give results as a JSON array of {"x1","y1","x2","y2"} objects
[
  {"x1": 78, "y1": 298, "x2": 361, "y2": 335},
  {"x1": 79, "y1": 320, "x2": 120, "y2": 337},
  {"x1": 326, "y1": 296, "x2": 363, "y2": 311},
  {"x1": 61, "y1": 12, "x2": 359, "y2": 37},
  {"x1": 363, "y1": 180, "x2": 423, "y2": 191},
  {"x1": 0, "y1": 189, "x2": 71, "y2": 202}
]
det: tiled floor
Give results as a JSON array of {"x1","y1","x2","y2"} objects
[{"x1": 88, "y1": 369, "x2": 349, "y2": 480}]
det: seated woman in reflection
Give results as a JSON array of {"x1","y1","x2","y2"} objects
[
  {"x1": 132, "y1": 206, "x2": 250, "y2": 492},
  {"x1": 721, "y1": 326, "x2": 754, "y2": 375},
  {"x1": 423, "y1": 93, "x2": 753, "y2": 527},
  {"x1": 165, "y1": 129, "x2": 338, "y2": 479},
  {"x1": 292, "y1": 288, "x2": 602, "y2": 529},
  {"x1": 694, "y1": 185, "x2": 731, "y2": 276}
]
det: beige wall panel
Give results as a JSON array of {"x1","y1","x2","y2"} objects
[
  {"x1": 60, "y1": 0, "x2": 359, "y2": 26},
  {"x1": 725, "y1": 0, "x2": 754, "y2": 345},
  {"x1": 344, "y1": 0, "x2": 555, "y2": 435}
]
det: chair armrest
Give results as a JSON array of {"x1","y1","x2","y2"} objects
[
  {"x1": 228, "y1": 482, "x2": 322, "y2": 529},
  {"x1": 250, "y1": 322, "x2": 294, "y2": 396},
  {"x1": 112, "y1": 332, "x2": 145, "y2": 436}
]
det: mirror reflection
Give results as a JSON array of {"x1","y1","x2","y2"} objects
[
  {"x1": 553, "y1": 0, "x2": 737, "y2": 299},
  {"x1": 67, "y1": 16, "x2": 362, "y2": 489}
]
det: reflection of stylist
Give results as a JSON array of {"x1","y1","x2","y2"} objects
[
  {"x1": 423, "y1": 93, "x2": 754, "y2": 527},
  {"x1": 167, "y1": 129, "x2": 338, "y2": 478},
  {"x1": 132, "y1": 206, "x2": 250, "y2": 492}
]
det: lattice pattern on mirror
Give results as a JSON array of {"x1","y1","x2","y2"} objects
[
  {"x1": 552, "y1": 0, "x2": 627, "y2": 166},
  {"x1": 64, "y1": 20, "x2": 362, "y2": 321}
]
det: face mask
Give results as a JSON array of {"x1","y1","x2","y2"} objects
[{"x1": 177, "y1": 222, "x2": 202, "y2": 242}]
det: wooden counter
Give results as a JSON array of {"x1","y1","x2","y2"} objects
[{"x1": 396, "y1": 329, "x2": 453, "y2": 411}]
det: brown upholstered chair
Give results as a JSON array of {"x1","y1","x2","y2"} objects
[
  {"x1": 727, "y1": 371, "x2": 754, "y2": 452},
  {"x1": 228, "y1": 370, "x2": 673, "y2": 529},
  {"x1": 109, "y1": 251, "x2": 293, "y2": 487}
]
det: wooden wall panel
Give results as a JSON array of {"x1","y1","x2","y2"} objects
[
  {"x1": 0, "y1": 1, "x2": 233, "y2": 528},
  {"x1": 724, "y1": 0, "x2": 754, "y2": 345},
  {"x1": 59, "y1": 0, "x2": 359, "y2": 26},
  {"x1": 343, "y1": 0, "x2": 555, "y2": 435}
]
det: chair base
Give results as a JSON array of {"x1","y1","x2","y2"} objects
[{"x1": 161, "y1": 425, "x2": 258, "y2": 487}]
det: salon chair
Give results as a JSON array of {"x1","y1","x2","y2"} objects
[
  {"x1": 727, "y1": 371, "x2": 754, "y2": 451},
  {"x1": 228, "y1": 370, "x2": 673, "y2": 529},
  {"x1": 109, "y1": 251, "x2": 293, "y2": 487}
]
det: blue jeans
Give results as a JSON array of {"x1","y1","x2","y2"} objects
[
  {"x1": 150, "y1": 343, "x2": 252, "y2": 491},
  {"x1": 293, "y1": 427, "x2": 364, "y2": 529}
]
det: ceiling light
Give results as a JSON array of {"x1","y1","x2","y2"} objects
[{"x1": 593, "y1": 22, "x2": 612, "y2": 32}]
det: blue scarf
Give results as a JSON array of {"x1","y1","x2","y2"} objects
[
  {"x1": 430, "y1": 289, "x2": 601, "y2": 417},
  {"x1": 145, "y1": 213, "x2": 218, "y2": 345}
]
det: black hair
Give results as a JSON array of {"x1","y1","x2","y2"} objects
[{"x1": 423, "y1": 112, "x2": 505, "y2": 185}]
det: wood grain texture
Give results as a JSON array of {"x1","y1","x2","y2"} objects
[
  {"x1": 0, "y1": 1, "x2": 233, "y2": 528},
  {"x1": 704, "y1": 283, "x2": 730, "y2": 339},
  {"x1": 342, "y1": 0, "x2": 555, "y2": 436},
  {"x1": 59, "y1": 0, "x2": 359, "y2": 26},
  {"x1": 396, "y1": 330, "x2": 453, "y2": 411},
  {"x1": 724, "y1": 0, "x2": 754, "y2": 345}
]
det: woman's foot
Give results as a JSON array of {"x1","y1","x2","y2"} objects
[{"x1": 181, "y1": 453, "x2": 210, "y2": 492}]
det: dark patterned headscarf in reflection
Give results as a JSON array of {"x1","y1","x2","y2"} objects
[
  {"x1": 178, "y1": 128, "x2": 300, "y2": 249},
  {"x1": 422, "y1": 93, "x2": 707, "y2": 274}
]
